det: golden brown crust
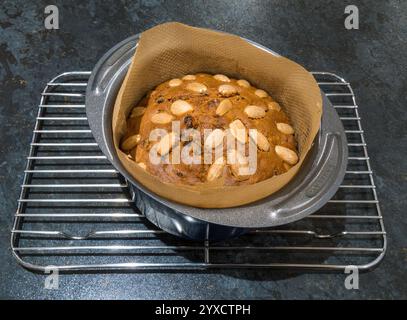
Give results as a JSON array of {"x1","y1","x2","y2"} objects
[{"x1": 121, "y1": 73, "x2": 298, "y2": 186}]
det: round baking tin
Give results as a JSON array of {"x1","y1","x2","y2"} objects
[{"x1": 86, "y1": 34, "x2": 348, "y2": 241}]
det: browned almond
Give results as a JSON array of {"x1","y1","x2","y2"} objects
[
  {"x1": 218, "y1": 84, "x2": 237, "y2": 97},
  {"x1": 275, "y1": 145, "x2": 298, "y2": 165},
  {"x1": 229, "y1": 119, "x2": 247, "y2": 144},
  {"x1": 186, "y1": 82, "x2": 207, "y2": 93},
  {"x1": 249, "y1": 130, "x2": 270, "y2": 151},
  {"x1": 204, "y1": 129, "x2": 224, "y2": 149},
  {"x1": 169, "y1": 78, "x2": 183, "y2": 87},
  {"x1": 182, "y1": 75, "x2": 196, "y2": 80},
  {"x1": 213, "y1": 74, "x2": 231, "y2": 82},
  {"x1": 254, "y1": 89, "x2": 268, "y2": 98},
  {"x1": 216, "y1": 99, "x2": 233, "y2": 116},
  {"x1": 207, "y1": 157, "x2": 225, "y2": 181},
  {"x1": 121, "y1": 134, "x2": 141, "y2": 151},
  {"x1": 244, "y1": 105, "x2": 266, "y2": 119},
  {"x1": 151, "y1": 112, "x2": 174, "y2": 124},
  {"x1": 157, "y1": 132, "x2": 177, "y2": 156},
  {"x1": 268, "y1": 101, "x2": 281, "y2": 111},
  {"x1": 276, "y1": 123, "x2": 295, "y2": 135},
  {"x1": 237, "y1": 79, "x2": 250, "y2": 88},
  {"x1": 170, "y1": 100, "x2": 193, "y2": 116},
  {"x1": 130, "y1": 107, "x2": 146, "y2": 118}
]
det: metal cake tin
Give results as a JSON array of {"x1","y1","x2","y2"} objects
[{"x1": 85, "y1": 34, "x2": 348, "y2": 241}]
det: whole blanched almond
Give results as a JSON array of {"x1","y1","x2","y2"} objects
[
  {"x1": 255, "y1": 89, "x2": 268, "y2": 98},
  {"x1": 131, "y1": 107, "x2": 146, "y2": 118},
  {"x1": 137, "y1": 162, "x2": 147, "y2": 170},
  {"x1": 171, "y1": 100, "x2": 193, "y2": 116},
  {"x1": 229, "y1": 119, "x2": 247, "y2": 144},
  {"x1": 121, "y1": 134, "x2": 141, "y2": 151},
  {"x1": 151, "y1": 112, "x2": 174, "y2": 124},
  {"x1": 207, "y1": 156, "x2": 225, "y2": 181},
  {"x1": 249, "y1": 130, "x2": 270, "y2": 151},
  {"x1": 216, "y1": 99, "x2": 233, "y2": 116},
  {"x1": 182, "y1": 75, "x2": 196, "y2": 80},
  {"x1": 276, "y1": 123, "x2": 295, "y2": 135},
  {"x1": 268, "y1": 101, "x2": 281, "y2": 111},
  {"x1": 204, "y1": 129, "x2": 224, "y2": 149},
  {"x1": 218, "y1": 84, "x2": 237, "y2": 97},
  {"x1": 244, "y1": 105, "x2": 266, "y2": 119},
  {"x1": 237, "y1": 79, "x2": 250, "y2": 88},
  {"x1": 275, "y1": 145, "x2": 298, "y2": 165},
  {"x1": 169, "y1": 78, "x2": 183, "y2": 87},
  {"x1": 186, "y1": 82, "x2": 207, "y2": 93},
  {"x1": 157, "y1": 132, "x2": 177, "y2": 156},
  {"x1": 213, "y1": 74, "x2": 231, "y2": 82}
]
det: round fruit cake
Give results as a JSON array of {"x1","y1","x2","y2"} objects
[{"x1": 120, "y1": 73, "x2": 298, "y2": 186}]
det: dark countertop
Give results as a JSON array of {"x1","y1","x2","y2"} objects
[{"x1": 1, "y1": 0, "x2": 406, "y2": 299}]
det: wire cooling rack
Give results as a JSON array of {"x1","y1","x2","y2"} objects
[{"x1": 10, "y1": 71, "x2": 386, "y2": 272}]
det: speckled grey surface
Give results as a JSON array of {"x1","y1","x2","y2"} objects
[{"x1": 0, "y1": 0, "x2": 406, "y2": 299}]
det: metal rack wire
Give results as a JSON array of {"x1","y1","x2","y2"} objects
[{"x1": 10, "y1": 71, "x2": 386, "y2": 272}]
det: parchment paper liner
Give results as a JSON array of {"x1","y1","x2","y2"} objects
[{"x1": 112, "y1": 22, "x2": 322, "y2": 208}]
